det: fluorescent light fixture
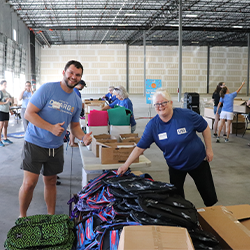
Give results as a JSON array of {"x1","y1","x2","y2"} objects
[
  {"x1": 233, "y1": 26, "x2": 243, "y2": 28},
  {"x1": 186, "y1": 14, "x2": 198, "y2": 18},
  {"x1": 125, "y1": 13, "x2": 137, "y2": 16},
  {"x1": 171, "y1": 24, "x2": 179, "y2": 27},
  {"x1": 153, "y1": 35, "x2": 162, "y2": 38},
  {"x1": 118, "y1": 24, "x2": 128, "y2": 26},
  {"x1": 110, "y1": 35, "x2": 119, "y2": 38},
  {"x1": 191, "y1": 41, "x2": 199, "y2": 44},
  {"x1": 206, "y1": 36, "x2": 215, "y2": 38}
]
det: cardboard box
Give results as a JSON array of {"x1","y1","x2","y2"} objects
[
  {"x1": 119, "y1": 133, "x2": 140, "y2": 143},
  {"x1": 84, "y1": 100, "x2": 106, "y2": 114},
  {"x1": 203, "y1": 117, "x2": 214, "y2": 129},
  {"x1": 99, "y1": 142, "x2": 138, "y2": 164},
  {"x1": 92, "y1": 134, "x2": 117, "y2": 157},
  {"x1": 233, "y1": 100, "x2": 250, "y2": 113},
  {"x1": 231, "y1": 121, "x2": 245, "y2": 134},
  {"x1": 198, "y1": 205, "x2": 250, "y2": 249},
  {"x1": 118, "y1": 225, "x2": 194, "y2": 250},
  {"x1": 110, "y1": 125, "x2": 131, "y2": 139},
  {"x1": 204, "y1": 107, "x2": 215, "y2": 119},
  {"x1": 86, "y1": 126, "x2": 109, "y2": 151}
]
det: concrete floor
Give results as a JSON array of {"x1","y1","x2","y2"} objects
[{"x1": 1, "y1": 93, "x2": 250, "y2": 246}]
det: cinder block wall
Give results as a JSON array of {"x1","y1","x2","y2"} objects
[{"x1": 40, "y1": 45, "x2": 248, "y2": 95}]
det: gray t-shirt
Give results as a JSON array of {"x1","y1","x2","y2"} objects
[{"x1": 0, "y1": 90, "x2": 12, "y2": 113}]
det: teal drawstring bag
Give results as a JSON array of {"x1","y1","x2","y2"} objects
[{"x1": 107, "y1": 105, "x2": 131, "y2": 125}]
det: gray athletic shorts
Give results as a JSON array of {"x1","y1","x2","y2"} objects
[{"x1": 20, "y1": 141, "x2": 64, "y2": 176}]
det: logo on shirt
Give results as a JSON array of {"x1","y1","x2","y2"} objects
[
  {"x1": 49, "y1": 99, "x2": 74, "y2": 113},
  {"x1": 177, "y1": 128, "x2": 187, "y2": 135}
]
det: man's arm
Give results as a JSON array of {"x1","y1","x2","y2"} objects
[
  {"x1": 70, "y1": 121, "x2": 92, "y2": 145},
  {"x1": 24, "y1": 102, "x2": 65, "y2": 137}
]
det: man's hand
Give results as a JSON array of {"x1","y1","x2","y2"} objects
[
  {"x1": 51, "y1": 122, "x2": 65, "y2": 136},
  {"x1": 82, "y1": 132, "x2": 92, "y2": 145}
]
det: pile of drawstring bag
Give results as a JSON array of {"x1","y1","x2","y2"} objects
[{"x1": 67, "y1": 170, "x2": 221, "y2": 250}]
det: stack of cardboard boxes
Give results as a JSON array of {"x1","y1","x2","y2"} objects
[{"x1": 91, "y1": 133, "x2": 140, "y2": 164}]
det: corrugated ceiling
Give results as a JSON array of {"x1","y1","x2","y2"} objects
[{"x1": 5, "y1": 0, "x2": 250, "y2": 47}]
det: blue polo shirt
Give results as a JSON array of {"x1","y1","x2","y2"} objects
[{"x1": 137, "y1": 108, "x2": 207, "y2": 171}]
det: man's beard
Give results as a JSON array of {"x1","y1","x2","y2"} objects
[{"x1": 64, "y1": 78, "x2": 79, "y2": 89}]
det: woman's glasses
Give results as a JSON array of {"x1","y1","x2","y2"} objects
[{"x1": 154, "y1": 101, "x2": 169, "y2": 107}]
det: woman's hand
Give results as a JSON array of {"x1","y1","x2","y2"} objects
[
  {"x1": 117, "y1": 164, "x2": 129, "y2": 175},
  {"x1": 206, "y1": 147, "x2": 213, "y2": 162}
]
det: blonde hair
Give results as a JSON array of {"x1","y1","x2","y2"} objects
[{"x1": 152, "y1": 88, "x2": 172, "y2": 104}]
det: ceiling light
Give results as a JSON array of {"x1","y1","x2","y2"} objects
[
  {"x1": 125, "y1": 13, "x2": 137, "y2": 16},
  {"x1": 191, "y1": 41, "x2": 199, "y2": 44},
  {"x1": 110, "y1": 35, "x2": 119, "y2": 38},
  {"x1": 153, "y1": 35, "x2": 162, "y2": 38},
  {"x1": 118, "y1": 24, "x2": 128, "y2": 26},
  {"x1": 171, "y1": 24, "x2": 179, "y2": 27},
  {"x1": 233, "y1": 26, "x2": 243, "y2": 28},
  {"x1": 186, "y1": 14, "x2": 198, "y2": 18},
  {"x1": 206, "y1": 36, "x2": 215, "y2": 39}
]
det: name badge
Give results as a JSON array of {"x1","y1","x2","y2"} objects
[
  {"x1": 177, "y1": 128, "x2": 187, "y2": 135},
  {"x1": 158, "y1": 132, "x2": 167, "y2": 140},
  {"x1": 52, "y1": 101, "x2": 61, "y2": 109}
]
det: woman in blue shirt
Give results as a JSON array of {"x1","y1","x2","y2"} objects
[
  {"x1": 216, "y1": 81, "x2": 245, "y2": 143},
  {"x1": 102, "y1": 86, "x2": 117, "y2": 104},
  {"x1": 102, "y1": 86, "x2": 136, "y2": 133},
  {"x1": 117, "y1": 88, "x2": 217, "y2": 207}
]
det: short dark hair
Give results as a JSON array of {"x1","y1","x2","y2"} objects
[
  {"x1": 64, "y1": 60, "x2": 83, "y2": 75},
  {"x1": 0, "y1": 80, "x2": 6, "y2": 85}
]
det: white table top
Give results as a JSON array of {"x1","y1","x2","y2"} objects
[{"x1": 78, "y1": 143, "x2": 151, "y2": 171}]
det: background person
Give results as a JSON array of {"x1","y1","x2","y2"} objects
[
  {"x1": 19, "y1": 81, "x2": 33, "y2": 132},
  {"x1": 212, "y1": 82, "x2": 226, "y2": 137},
  {"x1": 18, "y1": 60, "x2": 92, "y2": 218},
  {"x1": 102, "y1": 85, "x2": 136, "y2": 133},
  {"x1": 102, "y1": 86, "x2": 117, "y2": 104},
  {"x1": 0, "y1": 80, "x2": 14, "y2": 147},
  {"x1": 216, "y1": 81, "x2": 245, "y2": 143},
  {"x1": 117, "y1": 88, "x2": 217, "y2": 207},
  {"x1": 69, "y1": 79, "x2": 86, "y2": 147}
]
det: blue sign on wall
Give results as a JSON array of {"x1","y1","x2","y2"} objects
[{"x1": 145, "y1": 79, "x2": 162, "y2": 104}]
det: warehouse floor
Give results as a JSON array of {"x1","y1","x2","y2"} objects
[{"x1": 1, "y1": 93, "x2": 250, "y2": 246}]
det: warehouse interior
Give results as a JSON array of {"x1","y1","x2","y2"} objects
[{"x1": 2, "y1": 0, "x2": 250, "y2": 249}]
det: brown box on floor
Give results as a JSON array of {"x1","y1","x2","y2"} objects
[
  {"x1": 92, "y1": 134, "x2": 117, "y2": 157},
  {"x1": 198, "y1": 204, "x2": 250, "y2": 250},
  {"x1": 119, "y1": 133, "x2": 141, "y2": 143},
  {"x1": 99, "y1": 142, "x2": 138, "y2": 164},
  {"x1": 118, "y1": 225, "x2": 194, "y2": 250}
]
